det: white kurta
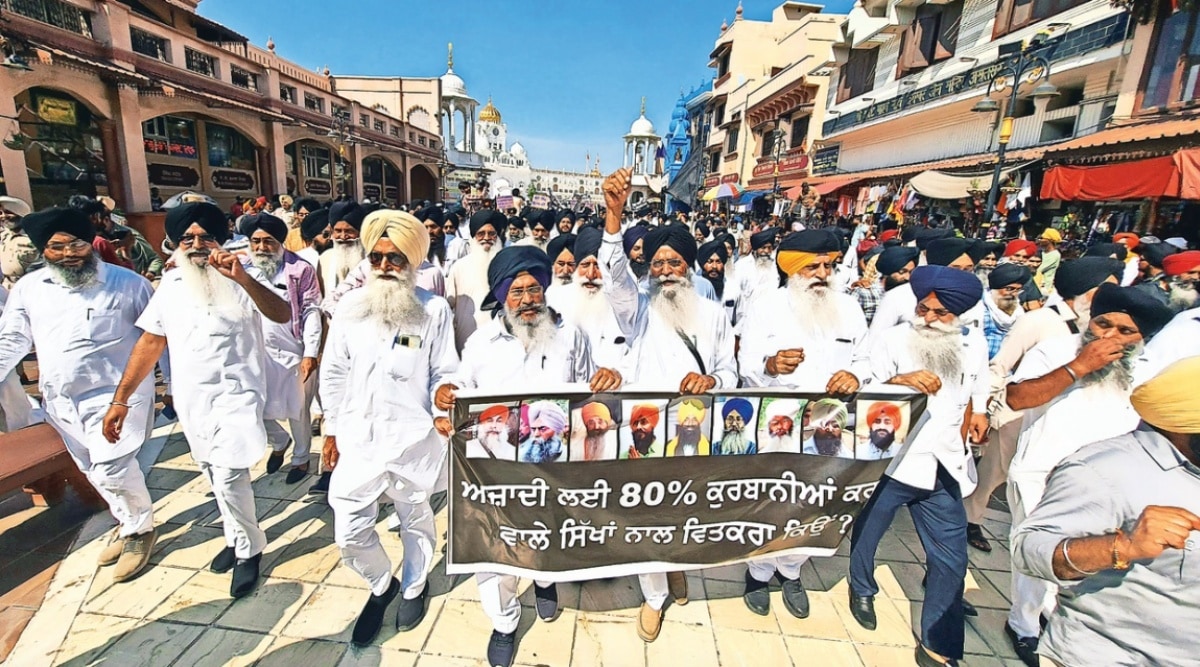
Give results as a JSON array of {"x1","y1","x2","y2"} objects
[
  {"x1": 445, "y1": 249, "x2": 494, "y2": 353},
  {"x1": 249, "y1": 263, "x2": 319, "y2": 422},
  {"x1": 0, "y1": 264, "x2": 154, "y2": 463},
  {"x1": 546, "y1": 285, "x2": 630, "y2": 371},
  {"x1": 867, "y1": 282, "x2": 985, "y2": 345},
  {"x1": 137, "y1": 270, "x2": 269, "y2": 469},
  {"x1": 1138, "y1": 306, "x2": 1200, "y2": 382},
  {"x1": 739, "y1": 287, "x2": 869, "y2": 389},
  {"x1": 321, "y1": 288, "x2": 459, "y2": 493},
  {"x1": 454, "y1": 317, "x2": 596, "y2": 391}
]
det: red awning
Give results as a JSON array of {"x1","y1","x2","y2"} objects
[
  {"x1": 1175, "y1": 148, "x2": 1200, "y2": 200},
  {"x1": 784, "y1": 177, "x2": 859, "y2": 200},
  {"x1": 1040, "y1": 155, "x2": 1182, "y2": 201}
]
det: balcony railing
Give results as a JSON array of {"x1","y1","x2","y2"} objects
[
  {"x1": 1, "y1": 0, "x2": 92, "y2": 37},
  {"x1": 184, "y1": 47, "x2": 218, "y2": 79},
  {"x1": 230, "y1": 65, "x2": 258, "y2": 92},
  {"x1": 130, "y1": 27, "x2": 169, "y2": 61}
]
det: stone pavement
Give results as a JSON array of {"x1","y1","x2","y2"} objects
[{"x1": 4, "y1": 421, "x2": 1026, "y2": 667}]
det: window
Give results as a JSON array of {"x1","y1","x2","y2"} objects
[
  {"x1": 301, "y1": 144, "x2": 331, "y2": 179},
  {"x1": 373, "y1": 119, "x2": 385, "y2": 132},
  {"x1": 408, "y1": 132, "x2": 415, "y2": 141},
  {"x1": 708, "y1": 151, "x2": 720, "y2": 172},
  {"x1": 304, "y1": 93, "x2": 325, "y2": 114},
  {"x1": 359, "y1": 114, "x2": 369, "y2": 127},
  {"x1": 430, "y1": 139, "x2": 438, "y2": 150},
  {"x1": 993, "y1": 0, "x2": 1088, "y2": 38},
  {"x1": 760, "y1": 128, "x2": 779, "y2": 157},
  {"x1": 142, "y1": 116, "x2": 198, "y2": 159},
  {"x1": 717, "y1": 52, "x2": 731, "y2": 79},
  {"x1": 206, "y1": 123, "x2": 256, "y2": 171},
  {"x1": 1, "y1": 0, "x2": 92, "y2": 37},
  {"x1": 725, "y1": 128, "x2": 739, "y2": 154},
  {"x1": 330, "y1": 103, "x2": 348, "y2": 120},
  {"x1": 790, "y1": 115, "x2": 810, "y2": 150},
  {"x1": 896, "y1": 1, "x2": 963, "y2": 78},
  {"x1": 130, "y1": 27, "x2": 169, "y2": 61},
  {"x1": 714, "y1": 104, "x2": 726, "y2": 126},
  {"x1": 1142, "y1": 8, "x2": 1200, "y2": 109},
  {"x1": 389, "y1": 126, "x2": 399, "y2": 137},
  {"x1": 836, "y1": 47, "x2": 878, "y2": 103},
  {"x1": 184, "y1": 47, "x2": 217, "y2": 79},
  {"x1": 280, "y1": 84, "x2": 297, "y2": 104},
  {"x1": 230, "y1": 66, "x2": 258, "y2": 92}
]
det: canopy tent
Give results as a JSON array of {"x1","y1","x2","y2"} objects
[
  {"x1": 1040, "y1": 155, "x2": 1183, "y2": 201},
  {"x1": 908, "y1": 165, "x2": 1026, "y2": 200},
  {"x1": 736, "y1": 189, "x2": 771, "y2": 205},
  {"x1": 785, "y1": 177, "x2": 859, "y2": 200}
]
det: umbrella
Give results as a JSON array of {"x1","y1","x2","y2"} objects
[{"x1": 700, "y1": 183, "x2": 743, "y2": 201}]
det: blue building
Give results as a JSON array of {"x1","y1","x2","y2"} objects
[{"x1": 664, "y1": 81, "x2": 711, "y2": 213}]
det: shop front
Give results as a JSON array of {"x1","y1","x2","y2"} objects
[
  {"x1": 14, "y1": 88, "x2": 109, "y2": 209},
  {"x1": 361, "y1": 155, "x2": 403, "y2": 205},
  {"x1": 284, "y1": 140, "x2": 350, "y2": 201},
  {"x1": 142, "y1": 114, "x2": 260, "y2": 209}
]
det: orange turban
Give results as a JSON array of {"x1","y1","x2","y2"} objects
[
  {"x1": 1113, "y1": 233, "x2": 1140, "y2": 250},
  {"x1": 581, "y1": 402, "x2": 612, "y2": 423},
  {"x1": 631, "y1": 404, "x2": 660, "y2": 428},
  {"x1": 866, "y1": 402, "x2": 902, "y2": 430},
  {"x1": 479, "y1": 405, "x2": 510, "y2": 423}
]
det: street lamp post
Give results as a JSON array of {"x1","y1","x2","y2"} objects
[
  {"x1": 327, "y1": 109, "x2": 356, "y2": 198},
  {"x1": 972, "y1": 32, "x2": 1060, "y2": 232}
]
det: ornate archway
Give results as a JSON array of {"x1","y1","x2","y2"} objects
[
  {"x1": 410, "y1": 163, "x2": 438, "y2": 202},
  {"x1": 362, "y1": 155, "x2": 403, "y2": 204}
]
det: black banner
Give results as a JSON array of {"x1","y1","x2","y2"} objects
[
  {"x1": 447, "y1": 389, "x2": 926, "y2": 580},
  {"x1": 812, "y1": 145, "x2": 841, "y2": 176}
]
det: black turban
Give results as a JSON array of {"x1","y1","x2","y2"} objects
[
  {"x1": 1054, "y1": 257, "x2": 1123, "y2": 299},
  {"x1": 469, "y1": 210, "x2": 505, "y2": 237},
  {"x1": 750, "y1": 227, "x2": 781, "y2": 251},
  {"x1": 416, "y1": 205, "x2": 445, "y2": 226},
  {"x1": 21, "y1": 207, "x2": 96, "y2": 251},
  {"x1": 915, "y1": 227, "x2": 956, "y2": 251},
  {"x1": 1085, "y1": 243, "x2": 1126, "y2": 261},
  {"x1": 574, "y1": 226, "x2": 603, "y2": 262},
  {"x1": 697, "y1": 239, "x2": 728, "y2": 266},
  {"x1": 165, "y1": 202, "x2": 228, "y2": 244},
  {"x1": 643, "y1": 224, "x2": 697, "y2": 267},
  {"x1": 1139, "y1": 242, "x2": 1175, "y2": 269},
  {"x1": 558, "y1": 209, "x2": 576, "y2": 225},
  {"x1": 240, "y1": 212, "x2": 288, "y2": 243},
  {"x1": 695, "y1": 222, "x2": 709, "y2": 239},
  {"x1": 975, "y1": 241, "x2": 1005, "y2": 262},
  {"x1": 623, "y1": 225, "x2": 649, "y2": 256},
  {"x1": 900, "y1": 226, "x2": 919, "y2": 244},
  {"x1": 293, "y1": 197, "x2": 320, "y2": 214},
  {"x1": 778, "y1": 229, "x2": 841, "y2": 254},
  {"x1": 925, "y1": 238, "x2": 974, "y2": 267},
  {"x1": 484, "y1": 245, "x2": 552, "y2": 311},
  {"x1": 1090, "y1": 283, "x2": 1174, "y2": 338},
  {"x1": 877, "y1": 247, "x2": 919, "y2": 275},
  {"x1": 547, "y1": 233, "x2": 576, "y2": 263},
  {"x1": 910, "y1": 265, "x2": 983, "y2": 316},
  {"x1": 530, "y1": 209, "x2": 554, "y2": 231},
  {"x1": 445, "y1": 210, "x2": 460, "y2": 227},
  {"x1": 329, "y1": 201, "x2": 365, "y2": 230},
  {"x1": 300, "y1": 208, "x2": 330, "y2": 242},
  {"x1": 987, "y1": 263, "x2": 1031, "y2": 290},
  {"x1": 504, "y1": 215, "x2": 524, "y2": 231}
]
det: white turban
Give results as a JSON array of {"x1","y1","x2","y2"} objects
[
  {"x1": 765, "y1": 399, "x2": 801, "y2": 420},
  {"x1": 528, "y1": 401, "x2": 567, "y2": 432},
  {"x1": 361, "y1": 209, "x2": 430, "y2": 268}
]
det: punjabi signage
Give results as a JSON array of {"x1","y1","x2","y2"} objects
[
  {"x1": 447, "y1": 389, "x2": 927, "y2": 580},
  {"x1": 530, "y1": 194, "x2": 552, "y2": 210},
  {"x1": 303, "y1": 179, "x2": 332, "y2": 196},
  {"x1": 36, "y1": 96, "x2": 77, "y2": 126},
  {"x1": 210, "y1": 169, "x2": 255, "y2": 192},
  {"x1": 752, "y1": 155, "x2": 810, "y2": 179},
  {"x1": 812, "y1": 145, "x2": 841, "y2": 175},
  {"x1": 703, "y1": 175, "x2": 721, "y2": 189},
  {"x1": 363, "y1": 183, "x2": 382, "y2": 200},
  {"x1": 148, "y1": 163, "x2": 200, "y2": 188}
]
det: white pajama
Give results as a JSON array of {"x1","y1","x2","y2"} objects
[
  {"x1": 0, "y1": 369, "x2": 33, "y2": 431},
  {"x1": 476, "y1": 573, "x2": 554, "y2": 633},
  {"x1": 200, "y1": 463, "x2": 267, "y2": 559},
  {"x1": 1006, "y1": 481, "x2": 1057, "y2": 637},
  {"x1": 748, "y1": 554, "x2": 809, "y2": 583},
  {"x1": 84, "y1": 449, "x2": 154, "y2": 537},
  {"x1": 638, "y1": 573, "x2": 669, "y2": 611}
]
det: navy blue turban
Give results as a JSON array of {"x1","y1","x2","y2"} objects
[
  {"x1": 484, "y1": 245, "x2": 552, "y2": 311},
  {"x1": 329, "y1": 201, "x2": 365, "y2": 230},
  {"x1": 643, "y1": 224, "x2": 697, "y2": 267},
  {"x1": 547, "y1": 233, "x2": 576, "y2": 263},
  {"x1": 573, "y1": 226, "x2": 603, "y2": 262},
  {"x1": 910, "y1": 265, "x2": 983, "y2": 316},
  {"x1": 22, "y1": 207, "x2": 96, "y2": 251},
  {"x1": 166, "y1": 202, "x2": 228, "y2": 244},
  {"x1": 239, "y1": 212, "x2": 288, "y2": 243},
  {"x1": 469, "y1": 210, "x2": 506, "y2": 237},
  {"x1": 623, "y1": 224, "x2": 649, "y2": 256},
  {"x1": 697, "y1": 239, "x2": 728, "y2": 267},
  {"x1": 1054, "y1": 257, "x2": 1123, "y2": 299},
  {"x1": 925, "y1": 238, "x2": 974, "y2": 267},
  {"x1": 987, "y1": 263, "x2": 1031, "y2": 290},
  {"x1": 750, "y1": 227, "x2": 781, "y2": 251},
  {"x1": 721, "y1": 398, "x2": 753, "y2": 422},
  {"x1": 877, "y1": 247, "x2": 919, "y2": 276},
  {"x1": 915, "y1": 227, "x2": 955, "y2": 251}
]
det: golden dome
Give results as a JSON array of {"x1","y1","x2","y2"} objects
[{"x1": 479, "y1": 96, "x2": 501, "y2": 123}]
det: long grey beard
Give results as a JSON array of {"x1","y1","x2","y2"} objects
[
  {"x1": 788, "y1": 274, "x2": 841, "y2": 336},
  {"x1": 584, "y1": 434, "x2": 609, "y2": 460},
  {"x1": 561, "y1": 277, "x2": 610, "y2": 328},
  {"x1": 469, "y1": 238, "x2": 499, "y2": 264},
  {"x1": 347, "y1": 268, "x2": 425, "y2": 331},
  {"x1": 752, "y1": 256, "x2": 776, "y2": 288},
  {"x1": 1071, "y1": 292, "x2": 1093, "y2": 329},
  {"x1": 172, "y1": 248, "x2": 244, "y2": 321},
  {"x1": 46, "y1": 254, "x2": 99, "y2": 289},
  {"x1": 503, "y1": 304, "x2": 558, "y2": 352},
  {"x1": 1077, "y1": 329, "x2": 1141, "y2": 392},
  {"x1": 324, "y1": 241, "x2": 365, "y2": 285},
  {"x1": 251, "y1": 250, "x2": 283, "y2": 279},
  {"x1": 1169, "y1": 283, "x2": 1198, "y2": 312},
  {"x1": 908, "y1": 319, "x2": 963, "y2": 382},
  {"x1": 719, "y1": 429, "x2": 751, "y2": 455},
  {"x1": 649, "y1": 272, "x2": 699, "y2": 334}
]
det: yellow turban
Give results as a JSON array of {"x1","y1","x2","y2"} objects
[
  {"x1": 776, "y1": 250, "x2": 841, "y2": 277},
  {"x1": 361, "y1": 209, "x2": 430, "y2": 268},
  {"x1": 677, "y1": 398, "x2": 706, "y2": 423},
  {"x1": 1131, "y1": 356, "x2": 1200, "y2": 434}
]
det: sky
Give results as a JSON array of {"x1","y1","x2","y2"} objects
[{"x1": 200, "y1": 0, "x2": 855, "y2": 174}]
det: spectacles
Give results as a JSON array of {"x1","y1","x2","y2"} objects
[
  {"x1": 368, "y1": 251, "x2": 407, "y2": 268},
  {"x1": 249, "y1": 236, "x2": 279, "y2": 247},
  {"x1": 995, "y1": 285, "x2": 1022, "y2": 295},
  {"x1": 508, "y1": 284, "x2": 544, "y2": 299},
  {"x1": 44, "y1": 239, "x2": 91, "y2": 253},
  {"x1": 650, "y1": 258, "x2": 686, "y2": 270},
  {"x1": 178, "y1": 234, "x2": 216, "y2": 247},
  {"x1": 916, "y1": 302, "x2": 952, "y2": 318},
  {"x1": 475, "y1": 230, "x2": 498, "y2": 240}
]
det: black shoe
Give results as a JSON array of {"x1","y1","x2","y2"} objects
[
  {"x1": 967, "y1": 523, "x2": 992, "y2": 552},
  {"x1": 210, "y1": 545, "x2": 236, "y2": 574},
  {"x1": 395, "y1": 583, "x2": 429, "y2": 632},
  {"x1": 311, "y1": 417, "x2": 323, "y2": 437},
  {"x1": 1005, "y1": 623, "x2": 1040, "y2": 667},
  {"x1": 742, "y1": 570, "x2": 770, "y2": 616},
  {"x1": 352, "y1": 577, "x2": 400, "y2": 647},
  {"x1": 230, "y1": 553, "x2": 261, "y2": 598},
  {"x1": 915, "y1": 644, "x2": 958, "y2": 667},
  {"x1": 533, "y1": 582, "x2": 558, "y2": 621},
  {"x1": 285, "y1": 463, "x2": 309, "y2": 485},
  {"x1": 266, "y1": 448, "x2": 287, "y2": 474},
  {"x1": 487, "y1": 629, "x2": 517, "y2": 667},
  {"x1": 780, "y1": 577, "x2": 810, "y2": 619},
  {"x1": 308, "y1": 471, "x2": 331, "y2": 496},
  {"x1": 848, "y1": 591, "x2": 877, "y2": 630},
  {"x1": 161, "y1": 405, "x2": 177, "y2": 421},
  {"x1": 920, "y1": 573, "x2": 978, "y2": 617}
]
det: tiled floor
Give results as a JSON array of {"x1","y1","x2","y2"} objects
[{"x1": 3, "y1": 421, "x2": 1024, "y2": 666}]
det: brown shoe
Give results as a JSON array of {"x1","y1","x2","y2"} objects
[
  {"x1": 98, "y1": 529, "x2": 124, "y2": 566},
  {"x1": 667, "y1": 571, "x2": 689, "y2": 606},
  {"x1": 637, "y1": 602, "x2": 663, "y2": 642},
  {"x1": 113, "y1": 529, "x2": 157, "y2": 582}
]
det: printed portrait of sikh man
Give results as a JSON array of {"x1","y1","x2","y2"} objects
[
  {"x1": 520, "y1": 401, "x2": 568, "y2": 463},
  {"x1": 466, "y1": 404, "x2": 517, "y2": 460},
  {"x1": 801, "y1": 398, "x2": 852, "y2": 458}
]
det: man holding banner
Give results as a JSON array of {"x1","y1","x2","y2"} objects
[{"x1": 434, "y1": 244, "x2": 621, "y2": 667}]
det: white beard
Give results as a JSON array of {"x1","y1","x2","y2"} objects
[
  {"x1": 346, "y1": 268, "x2": 426, "y2": 331},
  {"x1": 649, "y1": 272, "x2": 699, "y2": 334},
  {"x1": 172, "y1": 248, "x2": 244, "y2": 321},
  {"x1": 479, "y1": 425, "x2": 511, "y2": 452},
  {"x1": 322, "y1": 241, "x2": 365, "y2": 286},
  {"x1": 503, "y1": 303, "x2": 558, "y2": 352},
  {"x1": 752, "y1": 256, "x2": 777, "y2": 289},
  {"x1": 251, "y1": 249, "x2": 283, "y2": 279},
  {"x1": 561, "y1": 275, "x2": 610, "y2": 328},
  {"x1": 907, "y1": 318, "x2": 964, "y2": 382},
  {"x1": 1078, "y1": 330, "x2": 1142, "y2": 392},
  {"x1": 788, "y1": 274, "x2": 842, "y2": 336},
  {"x1": 470, "y1": 237, "x2": 500, "y2": 262},
  {"x1": 1169, "y1": 283, "x2": 1198, "y2": 312},
  {"x1": 46, "y1": 254, "x2": 99, "y2": 289},
  {"x1": 1070, "y1": 292, "x2": 1093, "y2": 329},
  {"x1": 759, "y1": 433, "x2": 796, "y2": 454}
]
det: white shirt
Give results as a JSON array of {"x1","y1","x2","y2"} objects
[
  {"x1": 1138, "y1": 306, "x2": 1200, "y2": 382},
  {"x1": 454, "y1": 316, "x2": 597, "y2": 392},
  {"x1": 739, "y1": 287, "x2": 868, "y2": 389},
  {"x1": 0, "y1": 264, "x2": 154, "y2": 463},
  {"x1": 733, "y1": 254, "x2": 778, "y2": 316},
  {"x1": 868, "y1": 322, "x2": 989, "y2": 492},
  {"x1": 137, "y1": 270, "x2": 269, "y2": 469},
  {"x1": 545, "y1": 283, "x2": 629, "y2": 370},
  {"x1": 246, "y1": 260, "x2": 322, "y2": 421},
  {"x1": 445, "y1": 249, "x2": 494, "y2": 353},
  {"x1": 320, "y1": 288, "x2": 458, "y2": 491},
  {"x1": 1007, "y1": 334, "x2": 1140, "y2": 503},
  {"x1": 296, "y1": 246, "x2": 319, "y2": 269}
]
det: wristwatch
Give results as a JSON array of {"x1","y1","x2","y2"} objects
[{"x1": 1112, "y1": 529, "x2": 1131, "y2": 571}]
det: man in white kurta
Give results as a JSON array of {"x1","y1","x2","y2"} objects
[
  {"x1": 1138, "y1": 304, "x2": 1200, "y2": 380},
  {"x1": 736, "y1": 228, "x2": 868, "y2": 617},
  {"x1": 866, "y1": 238, "x2": 986, "y2": 346},
  {"x1": 445, "y1": 209, "x2": 504, "y2": 353},
  {"x1": 0, "y1": 284, "x2": 35, "y2": 432},
  {"x1": 0, "y1": 208, "x2": 156, "y2": 581},
  {"x1": 105, "y1": 202, "x2": 292, "y2": 599},
  {"x1": 545, "y1": 226, "x2": 629, "y2": 370},
  {"x1": 320, "y1": 210, "x2": 459, "y2": 647}
]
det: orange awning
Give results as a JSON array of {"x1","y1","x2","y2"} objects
[{"x1": 1041, "y1": 156, "x2": 1181, "y2": 201}]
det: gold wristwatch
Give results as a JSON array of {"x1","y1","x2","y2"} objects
[{"x1": 1112, "y1": 529, "x2": 1131, "y2": 571}]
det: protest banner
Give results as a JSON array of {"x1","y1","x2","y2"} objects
[
  {"x1": 530, "y1": 193, "x2": 551, "y2": 210},
  {"x1": 447, "y1": 388, "x2": 927, "y2": 581}
]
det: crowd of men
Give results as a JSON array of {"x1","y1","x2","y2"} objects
[{"x1": 0, "y1": 169, "x2": 1197, "y2": 667}]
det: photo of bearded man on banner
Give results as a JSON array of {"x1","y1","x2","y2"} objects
[
  {"x1": 519, "y1": 400, "x2": 569, "y2": 463},
  {"x1": 855, "y1": 400, "x2": 910, "y2": 460},
  {"x1": 758, "y1": 398, "x2": 805, "y2": 453},
  {"x1": 713, "y1": 397, "x2": 758, "y2": 456},
  {"x1": 666, "y1": 396, "x2": 713, "y2": 456},
  {"x1": 619, "y1": 400, "x2": 666, "y2": 459},
  {"x1": 570, "y1": 398, "x2": 620, "y2": 461},
  {"x1": 466, "y1": 403, "x2": 520, "y2": 460}
]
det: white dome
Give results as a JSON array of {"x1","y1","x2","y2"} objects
[
  {"x1": 511, "y1": 141, "x2": 526, "y2": 156},
  {"x1": 629, "y1": 113, "x2": 656, "y2": 136},
  {"x1": 441, "y1": 69, "x2": 471, "y2": 100}
]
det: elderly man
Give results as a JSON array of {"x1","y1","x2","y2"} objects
[
  {"x1": 0, "y1": 208, "x2": 155, "y2": 581},
  {"x1": 103, "y1": 202, "x2": 290, "y2": 599},
  {"x1": 466, "y1": 405, "x2": 517, "y2": 460},
  {"x1": 868, "y1": 238, "x2": 987, "y2": 343},
  {"x1": 445, "y1": 209, "x2": 505, "y2": 352},
  {"x1": 319, "y1": 201, "x2": 367, "y2": 293},
  {"x1": 241, "y1": 213, "x2": 322, "y2": 484},
  {"x1": 521, "y1": 211, "x2": 552, "y2": 251},
  {"x1": 851, "y1": 265, "x2": 989, "y2": 667},
  {"x1": 622, "y1": 403, "x2": 662, "y2": 458},
  {"x1": 546, "y1": 226, "x2": 628, "y2": 369},
  {"x1": 320, "y1": 209, "x2": 457, "y2": 646},
  {"x1": 295, "y1": 207, "x2": 331, "y2": 269},
  {"x1": 665, "y1": 398, "x2": 709, "y2": 456},
  {"x1": 982, "y1": 263, "x2": 1031, "y2": 359},
  {"x1": 697, "y1": 239, "x2": 744, "y2": 329},
  {"x1": 433, "y1": 245, "x2": 621, "y2": 667},
  {"x1": 546, "y1": 233, "x2": 577, "y2": 287},
  {"x1": 734, "y1": 227, "x2": 781, "y2": 313},
  {"x1": 1012, "y1": 357, "x2": 1200, "y2": 667},
  {"x1": 504, "y1": 215, "x2": 527, "y2": 246},
  {"x1": 713, "y1": 398, "x2": 755, "y2": 456},
  {"x1": 521, "y1": 400, "x2": 568, "y2": 463},
  {"x1": 1001, "y1": 284, "x2": 1172, "y2": 665},
  {"x1": 1162, "y1": 250, "x2": 1199, "y2": 312},
  {"x1": 759, "y1": 398, "x2": 801, "y2": 453}
]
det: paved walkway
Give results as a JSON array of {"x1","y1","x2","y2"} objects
[{"x1": 4, "y1": 422, "x2": 1025, "y2": 667}]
